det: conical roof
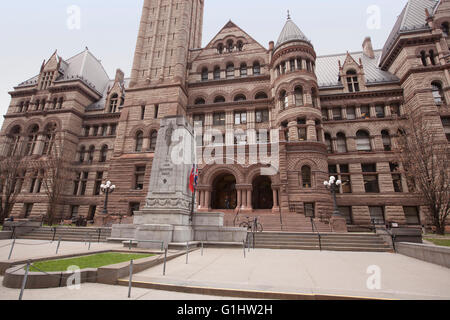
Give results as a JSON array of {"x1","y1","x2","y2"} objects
[{"x1": 275, "y1": 17, "x2": 311, "y2": 49}]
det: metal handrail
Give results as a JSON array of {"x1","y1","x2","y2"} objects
[
  {"x1": 310, "y1": 217, "x2": 322, "y2": 251},
  {"x1": 233, "y1": 207, "x2": 241, "y2": 227}
]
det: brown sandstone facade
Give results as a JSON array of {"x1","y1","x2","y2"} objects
[{"x1": 1, "y1": 0, "x2": 449, "y2": 230}]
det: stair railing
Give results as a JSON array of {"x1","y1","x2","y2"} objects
[
  {"x1": 233, "y1": 207, "x2": 241, "y2": 227},
  {"x1": 310, "y1": 217, "x2": 322, "y2": 251}
]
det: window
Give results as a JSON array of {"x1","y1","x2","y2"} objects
[
  {"x1": 149, "y1": 131, "x2": 158, "y2": 151},
  {"x1": 217, "y1": 43, "x2": 224, "y2": 54},
  {"x1": 213, "y1": 66, "x2": 221, "y2": 80},
  {"x1": 140, "y1": 105, "x2": 146, "y2": 120},
  {"x1": 214, "y1": 96, "x2": 225, "y2": 103},
  {"x1": 392, "y1": 174, "x2": 403, "y2": 193},
  {"x1": 346, "y1": 107, "x2": 356, "y2": 120},
  {"x1": 40, "y1": 72, "x2": 54, "y2": 90},
  {"x1": 363, "y1": 164, "x2": 379, "y2": 193},
  {"x1": 88, "y1": 206, "x2": 96, "y2": 220},
  {"x1": 289, "y1": 59, "x2": 295, "y2": 72},
  {"x1": 24, "y1": 203, "x2": 33, "y2": 218},
  {"x1": 234, "y1": 111, "x2": 247, "y2": 125},
  {"x1": 294, "y1": 87, "x2": 303, "y2": 106},
  {"x1": 100, "y1": 145, "x2": 108, "y2": 162},
  {"x1": 442, "y1": 22, "x2": 449, "y2": 37},
  {"x1": 442, "y1": 117, "x2": 450, "y2": 141},
  {"x1": 109, "y1": 94, "x2": 118, "y2": 113},
  {"x1": 79, "y1": 146, "x2": 86, "y2": 163},
  {"x1": 390, "y1": 103, "x2": 400, "y2": 116},
  {"x1": 84, "y1": 126, "x2": 90, "y2": 137},
  {"x1": 253, "y1": 62, "x2": 261, "y2": 75},
  {"x1": 193, "y1": 114, "x2": 205, "y2": 127},
  {"x1": 135, "y1": 131, "x2": 144, "y2": 152},
  {"x1": 70, "y1": 205, "x2": 79, "y2": 219},
  {"x1": 110, "y1": 124, "x2": 117, "y2": 136},
  {"x1": 279, "y1": 90, "x2": 288, "y2": 110},
  {"x1": 234, "y1": 94, "x2": 246, "y2": 102},
  {"x1": 255, "y1": 109, "x2": 269, "y2": 123},
  {"x1": 360, "y1": 105, "x2": 370, "y2": 119},
  {"x1": 369, "y1": 206, "x2": 385, "y2": 225},
  {"x1": 29, "y1": 170, "x2": 43, "y2": 194},
  {"x1": 240, "y1": 64, "x2": 247, "y2": 77},
  {"x1": 375, "y1": 105, "x2": 385, "y2": 118},
  {"x1": 226, "y1": 40, "x2": 234, "y2": 53},
  {"x1": 213, "y1": 112, "x2": 226, "y2": 126},
  {"x1": 325, "y1": 134, "x2": 332, "y2": 153},
  {"x1": 311, "y1": 89, "x2": 318, "y2": 108},
  {"x1": 92, "y1": 126, "x2": 99, "y2": 137},
  {"x1": 280, "y1": 62, "x2": 286, "y2": 74},
  {"x1": 101, "y1": 125, "x2": 108, "y2": 136},
  {"x1": 431, "y1": 81, "x2": 445, "y2": 105},
  {"x1": 304, "y1": 203, "x2": 315, "y2": 218},
  {"x1": 129, "y1": 203, "x2": 141, "y2": 216},
  {"x1": 42, "y1": 123, "x2": 57, "y2": 156},
  {"x1": 88, "y1": 146, "x2": 95, "y2": 163},
  {"x1": 339, "y1": 207, "x2": 353, "y2": 224},
  {"x1": 403, "y1": 207, "x2": 420, "y2": 225},
  {"x1": 429, "y1": 50, "x2": 436, "y2": 66},
  {"x1": 381, "y1": 130, "x2": 392, "y2": 151},
  {"x1": 154, "y1": 105, "x2": 159, "y2": 119},
  {"x1": 332, "y1": 108, "x2": 342, "y2": 120},
  {"x1": 7, "y1": 126, "x2": 21, "y2": 156},
  {"x1": 80, "y1": 172, "x2": 88, "y2": 196},
  {"x1": 94, "y1": 172, "x2": 103, "y2": 196},
  {"x1": 346, "y1": 70, "x2": 360, "y2": 92},
  {"x1": 301, "y1": 166, "x2": 312, "y2": 188},
  {"x1": 322, "y1": 109, "x2": 329, "y2": 121},
  {"x1": 420, "y1": 51, "x2": 427, "y2": 66},
  {"x1": 201, "y1": 68, "x2": 208, "y2": 81},
  {"x1": 296, "y1": 58, "x2": 303, "y2": 70},
  {"x1": 356, "y1": 131, "x2": 371, "y2": 151},
  {"x1": 298, "y1": 127, "x2": 307, "y2": 141},
  {"x1": 194, "y1": 98, "x2": 206, "y2": 105},
  {"x1": 226, "y1": 63, "x2": 234, "y2": 78},
  {"x1": 336, "y1": 133, "x2": 347, "y2": 153},
  {"x1": 25, "y1": 125, "x2": 39, "y2": 156},
  {"x1": 134, "y1": 166, "x2": 146, "y2": 190},
  {"x1": 256, "y1": 130, "x2": 269, "y2": 144},
  {"x1": 255, "y1": 92, "x2": 268, "y2": 100}
]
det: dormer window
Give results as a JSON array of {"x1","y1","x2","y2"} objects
[
  {"x1": 109, "y1": 94, "x2": 118, "y2": 113},
  {"x1": 40, "y1": 72, "x2": 54, "y2": 90},
  {"x1": 346, "y1": 70, "x2": 360, "y2": 92}
]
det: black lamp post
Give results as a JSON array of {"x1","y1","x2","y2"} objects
[
  {"x1": 324, "y1": 176, "x2": 342, "y2": 217},
  {"x1": 101, "y1": 181, "x2": 116, "y2": 215}
]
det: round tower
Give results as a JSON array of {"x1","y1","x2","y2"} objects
[{"x1": 270, "y1": 15, "x2": 331, "y2": 220}]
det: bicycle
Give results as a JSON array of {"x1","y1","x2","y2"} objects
[{"x1": 239, "y1": 216, "x2": 263, "y2": 232}]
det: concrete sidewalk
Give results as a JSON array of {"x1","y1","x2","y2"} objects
[{"x1": 132, "y1": 248, "x2": 450, "y2": 300}]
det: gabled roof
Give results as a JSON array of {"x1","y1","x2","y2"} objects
[
  {"x1": 316, "y1": 50, "x2": 399, "y2": 88},
  {"x1": 380, "y1": 0, "x2": 439, "y2": 67},
  {"x1": 275, "y1": 17, "x2": 311, "y2": 49}
]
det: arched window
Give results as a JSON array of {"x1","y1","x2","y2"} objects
[
  {"x1": 431, "y1": 81, "x2": 445, "y2": 104},
  {"x1": 237, "y1": 41, "x2": 244, "y2": 51},
  {"x1": 42, "y1": 123, "x2": 57, "y2": 155},
  {"x1": 324, "y1": 133, "x2": 332, "y2": 153},
  {"x1": 429, "y1": 50, "x2": 436, "y2": 66},
  {"x1": 255, "y1": 92, "x2": 268, "y2": 100},
  {"x1": 253, "y1": 62, "x2": 261, "y2": 75},
  {"x1": 356, "y1": 130, "x2": 371, "y2": 151},
  {"x1": 79, "y1": 146, "x2": 86, "y2": 163},
  {"x1": 346, "y1": 70, "x2": 360, "y2": 92},
  {"x1": 217, "y1": 43, "x2": 224, "y2": 54},
  {"x1": 442, "y1": 22, "x2": 449, "y2": 37},
  {"x1": 135, "y1": 131, "x2": 144, "y2": 152},
  {"x1": 57, "y1": 98, "x2": 63, "y2": 109},
  {"x1": 234, "y1": 94, "x2": 246, "y2": 102},
  {"x1": 25, "y1": 125, "x2": 39, "y2": 156},
  {"x1": 301, "y1": 166, "x2": 312, "y2": 188},
  {"x1": 100, "y1": 145, "x2": 108, "y2": 162},
  {"x1": 381, "y1": 130, "x2": 392, "y2": 151},
  {"x1": 336, "y1": 133, "x2": 347, "y2": 153},
  {"x1": 294, "y1": 86, "x2": 304, "y2": 106},
  {"x1": 279, "y1": 90, "x2": 288, "y2": 110},
  {"x1": 240, "y1": 63, "x2": 247, "y2": 77},
  {"x1": 226, "y1": 63, "x2": 234, "y2": 78},
  {"x1": 88, "y1": 146, "x2": 95, "y2": 163},
  {"x1": 420, "y1": 51, "x2": 427, "y2": 66},
  {"x1": 109, "y1": 94, "x2": 118, "y2": 113},
  {"x1": 7, "y1": 126, "x2": 21, "y2": 156},
  {"x1": 194, "y1": 98, "x2": 206, "y2": 105},
  {"x1": 213, "y1": 66, "x2": 221, "y2": 80},
  {"x1": 214, "y1": 96, "x2": 226, "y2": 103},
  {"x1": 149, "y1": 130, "x2": 157, "y2": 152},
  {"x1": 201, "y1": 68, "x2": 208, "y2": 81},
  {"x1": 311, "y1": 88, "x2": 318, "y2": 108},
  {"x1": 226, "y1": 40, "x2": 234, "y2": 53}
]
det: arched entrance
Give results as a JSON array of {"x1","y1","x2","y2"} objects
[
  {"x1": 252, "y1": 176, "x2": 273, "y2": 210},
  {"x1": 211, "y1": 174, "x2": 237, "y2": 209}
]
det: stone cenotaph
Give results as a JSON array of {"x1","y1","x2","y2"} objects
[{"x1": 110, "y1": 116, "x2": 247, "y2": 248}]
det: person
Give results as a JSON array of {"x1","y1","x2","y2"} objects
[{"x1": 225, "y1": 197, "x2": 230, "y2": 210}]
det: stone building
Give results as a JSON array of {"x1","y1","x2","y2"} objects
[{"x1": 1, "y1": 0, "x2": 449, "y2": 231}]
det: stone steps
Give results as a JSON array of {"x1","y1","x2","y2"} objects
[{"x1": 17, "y1": 227, "x2": 112, "y2": 242}]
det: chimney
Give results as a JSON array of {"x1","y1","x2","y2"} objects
[
  {"x1": 269, "y1": 41, "x2": 274, "y2": 51},
  {"x1": 362, "y1": 37, "x2": 375, "y2": 59},
  {"x1": 115, "y1": 69, "x2": 125, "y2": 83}
]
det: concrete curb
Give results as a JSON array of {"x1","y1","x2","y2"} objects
[{"x1": 396, "y1": 242, "x2": 450, "y2": 268}]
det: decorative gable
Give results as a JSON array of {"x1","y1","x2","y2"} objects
[{"x1": 339, "y1": 52, "x2": 367, "y2": 93}]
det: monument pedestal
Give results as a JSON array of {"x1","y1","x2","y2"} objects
[
  {"x1": 330, "y1": 215, "x2": 348, "y2": 233},
  {"x1": 110, "y1": 116, "x2": 246, "y2": 248}
]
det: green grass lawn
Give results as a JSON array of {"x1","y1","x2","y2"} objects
[
  {"x1": 29, "y1": 252, "x2": 153, "y2": 272},
  {"x1": 425, "y1": 238, "x2": 450, "y2": 247}
]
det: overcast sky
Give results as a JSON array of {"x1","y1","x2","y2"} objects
[{"x1": 0, "y1": 0, "x2": 408, "y2": 127}]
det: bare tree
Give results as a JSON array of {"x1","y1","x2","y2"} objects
[
  {"x1": 396, "y1": 116, "x2": 450, "y2": 235},
  {"x1": 31, "y1": 134, "x2": 73, "y2": 225},
  {"x1": 0, "y1": 151, "x2": 26, "y2": 224}
]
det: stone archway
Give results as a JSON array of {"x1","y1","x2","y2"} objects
[
  {"x1": 252, "y1": 176, "x2": 273, "y2": 210},
  {"x1": 211, "y1": 173, "x2": 237, "y2": 210}
]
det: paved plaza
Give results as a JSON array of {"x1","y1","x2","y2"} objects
[{"x1": 0, "y1": 240, "x2": 449, "y2": 300}]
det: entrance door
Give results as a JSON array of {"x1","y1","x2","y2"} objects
[
  {"x1": 252, "y1": 176, "x2": 273, "y2": 210},
  {"x1": 211, "y1": 174, "x2": 237, "y2": 209}
]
